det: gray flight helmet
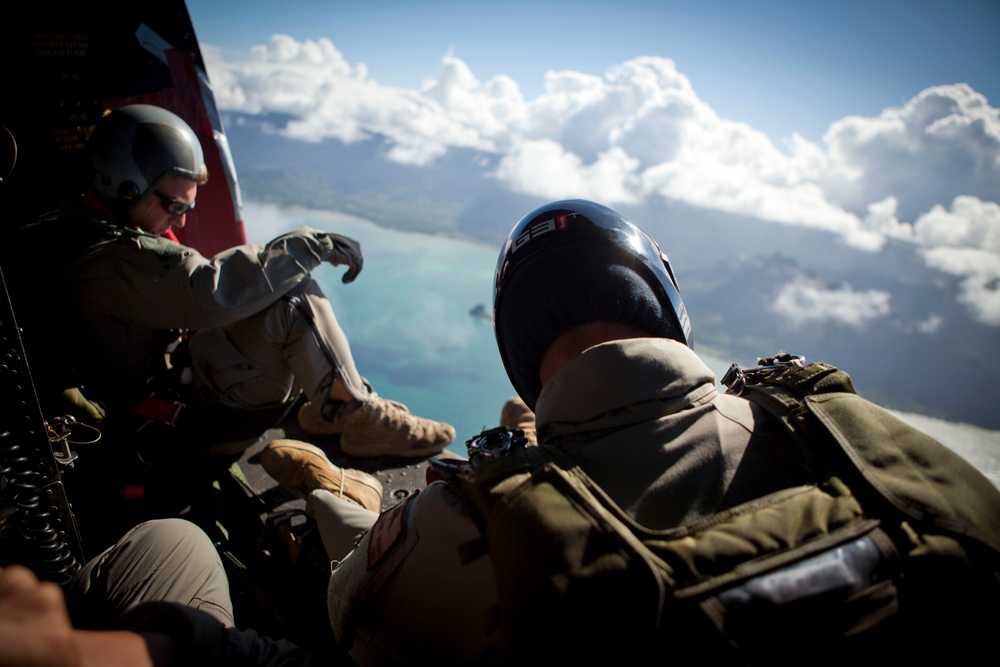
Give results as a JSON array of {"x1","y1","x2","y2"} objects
[{"x1": 87, "y1": 104, "x2": 205, "y2": 207}]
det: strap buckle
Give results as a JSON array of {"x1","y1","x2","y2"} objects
[{"x1": 722, "y1": 353, "x2": 806, "y2": 395}]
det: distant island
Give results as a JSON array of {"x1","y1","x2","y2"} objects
[{"x1": 469, "y1": 303, "x2": 492, "y2": 321}]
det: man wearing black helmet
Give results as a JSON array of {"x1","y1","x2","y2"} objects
[
  {"x1": 12, "y1": 105, "x2": 454, "y2": 489},
  {"x1": 487, "y1": 200, "x2": 816, "y2": 525},
  {"x1": 255, "y1": 199, "x2": 816, "y2": 663},
  {"x1": 267, "y1": 197, "x2": 1000, "y2": 663}
]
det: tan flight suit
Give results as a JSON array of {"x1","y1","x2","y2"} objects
[
  {"x1": 64, "y1": 224, "x2": 370, "y2": 411},
  {"x1": 322, "y1": 338, "x2": 809, "y2": 664}
]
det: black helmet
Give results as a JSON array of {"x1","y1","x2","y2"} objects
[
  {"x1": 87, "y1": 104, "x2": 206, "y2": 207},
  {"x1": 493, "y1": 199, "x2": 692, "y2": 409}
]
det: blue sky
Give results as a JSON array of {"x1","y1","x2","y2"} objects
[
  {"x1": 186, "y1": 0, "x2": 999, "y2": 145},
  {"x1": 182, "y1": 0, "x2": 1000, "y2": 331}
]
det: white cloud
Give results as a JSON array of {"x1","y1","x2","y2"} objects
[
  {"x1": 922, "y1": 246, "x2": 1000, "y2": 326},
  {"x1": 911, "y1": 197, "x2": 1000, "y2": 326},
  {"x1": 771, "y1": 276, "x2": 891, "y2": 329},
  {"x1": 820, "y1": 85, "x2": 1000, "y2": 221},
  {"x1": 208, "y1": 36, "x2": 368, "y2": 118},
  {"x1": 499, "y1": 56, "x2": 890, "y2": 250},
  {"x1": 204, "y1": 38, "x2": 998, "y2": 235},
  {"x1": 914, "y1": 196, "x2": 1000, "y2": 251},
  {"x1": 862, "y1": 196, "x2": 913, "y2": 242},
  {"x1": 203, "y1": 36, "x2": 1000, "y2": 324},
  {"x1": 917, "y1": 313, "x2": 943, "y2": 334},
  {"x1": 205, "y1": 36, "x2": 524, "y2": 165},
  {"x1": 493, "y1": 141, "x2": 641, "y2": 205}
]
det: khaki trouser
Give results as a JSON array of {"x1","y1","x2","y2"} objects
[
  {"x1": 307, "y1": 489, "x2": 379, "y2": 561},
  {"x1": 64, "y1": 518, "x2": 233, "y2": 629},
  {"x1": 188, "y1": 278, "x2": 371, "y2": 411}
]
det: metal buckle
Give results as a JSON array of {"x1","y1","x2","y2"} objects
[{"x1": 722, "y1": 354, "x2": 806, "y2": 395}]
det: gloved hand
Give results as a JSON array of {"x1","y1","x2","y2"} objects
[
  {"x1": 326, "y1": 233, "x2": 363, "y2": 283},
  {"x1": 62, "y1": 387, "x2": 106, "y2": 424}
]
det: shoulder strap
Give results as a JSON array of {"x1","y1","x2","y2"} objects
[
  {"x1": 733, "y1": 358, "x2": 1000, "y2": 555},
  {"x1": 452, "y1": 445, "x2": 559, "y2": 520}
]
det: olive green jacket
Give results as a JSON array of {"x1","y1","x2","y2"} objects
[{"x1": 64, "y1": 224, "x2": 337, "y2": 398}]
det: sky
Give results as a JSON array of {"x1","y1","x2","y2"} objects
[
  {"x1": 182, "y1": 0, "x2": 1000, "y2": 328},
  {"x1": 186, "y1": 0, "x2": 1000, "y2": 146}
]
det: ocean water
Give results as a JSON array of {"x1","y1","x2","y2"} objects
[{"x1": 244, "y1": 203, "x2": 1000, "y2": 486}]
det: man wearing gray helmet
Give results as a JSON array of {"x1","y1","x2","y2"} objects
[{"x1": 33, "y1": 104, "x2": 454, "y2": 466}]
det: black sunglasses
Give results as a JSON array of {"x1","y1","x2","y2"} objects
[{"x1": 154, "y1": 191, "x2": 197, "y2": 216}]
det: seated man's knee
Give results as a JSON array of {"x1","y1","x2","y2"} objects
[
  {"x1": 67, "y1": 518, "x2": 233, "y2": 628},
  {"x1": 126, "y1": 518, "x2": 219, "y2": 563}
]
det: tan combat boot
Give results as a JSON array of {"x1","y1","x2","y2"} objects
[
  {"x1": 260, "y1": 439, "x2": 383, "y2": 512},
  {"x1": 338, "y1": 394, "x2": 455, "y2": 458},
  {"x1": 297, "y1": 397, "x2": 415, "y2": 437},
  {"x1": 297, "y1": 400, "x2": 345, "y2": 436},
  {"x1": 500, "y1": 396, "x2": 537, "y2": 445}
]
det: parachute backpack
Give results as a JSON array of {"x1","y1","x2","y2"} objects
[{"x1": 435, "y1": 356, "x2": 1000, "y2": 664}]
